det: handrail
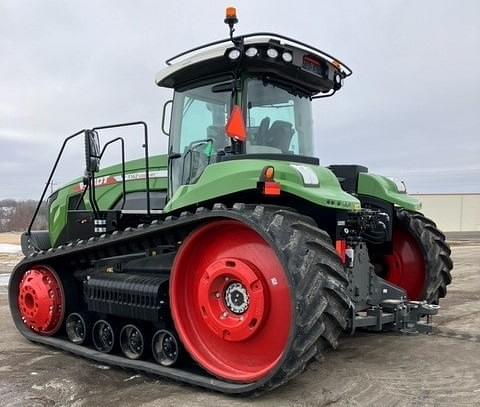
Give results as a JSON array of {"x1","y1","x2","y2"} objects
[
  {"x1": 99, "y1": 137, "x2": 127, "y2": 210},
  {"x1": 28, "y1": 121, "x2": 151, "y2": 236},
  {"x1": 28, "y1": 129, "x2": 87, "y2": 234},
  {"x1": 92, "y1": 121, "x2": 151, "y2": 214}
]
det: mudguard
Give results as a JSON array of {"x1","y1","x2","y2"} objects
[{"x1": 357, "y1": 173, "x2": 421, "y2": 211}]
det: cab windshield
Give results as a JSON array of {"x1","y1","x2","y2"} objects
[
  {"x1": 168, "y1": 78, "x2": 314, "y2": 195},
  {"x1": 245, "y1": 79, "x2": 313, "y2": 156}
]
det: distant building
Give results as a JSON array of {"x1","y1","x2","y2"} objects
[{"x1": 413, "y1": 193, "x2": 480, "y2": 232}]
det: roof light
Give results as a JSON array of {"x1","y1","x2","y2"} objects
[
  {"x1": 245, "y1": 47, "x2": 258, "y2": 57},
  {"x1": 266, "y1": 48, "x2": 279, "y2": 58},
  {"x1": 282, "y1": 52, "x2": 293, "y2": 63},
  {"x1": 225, "y1": 7, "x2": 237, "y2": 20},
  {"x1": 227, "y1": 48, "x2": 241, "y2": 60}
]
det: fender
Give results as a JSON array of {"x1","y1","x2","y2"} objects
[
  {"x1": 164, "y1": 159, "x2": 361, "y2": 212},
  {"x1": 357, "y1": 173, "x2": 421, "y2": 211}
]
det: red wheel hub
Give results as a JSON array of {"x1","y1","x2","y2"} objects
[
  {"x1": 197, "y1": 258, "x2": 266, "y2": 342},
  {"x1": 17, "y1": 265, "x2": 65, "y2": 335},
  {"x1": 384, "y1": 228, "x2": 426, "y2": 300},
  {"x1": 170, "y1": 220, "x2": 292, "y2": 383}
]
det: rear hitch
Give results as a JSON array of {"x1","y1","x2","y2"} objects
[{"x1": 351, "y1": 299, "x2": 439, "y2": 335}]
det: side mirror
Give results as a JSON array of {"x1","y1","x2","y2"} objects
[
  {"x1": 162, "y1": 100, "x2": 173, "y2": 136},
  {"x1": 85, "y1": 130, "x2": 101, "y2": 173}
]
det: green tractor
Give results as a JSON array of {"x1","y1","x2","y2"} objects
[{"x1": 10, "y1": 9, "x2": 452, "y2": 394}]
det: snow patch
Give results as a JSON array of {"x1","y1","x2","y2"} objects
[
  {"x1": 0, "y1": 274, "x2": 10, "y2": 287},
  {"x1": 0, "y1": 243, "x2": 21, "y2": 253}
]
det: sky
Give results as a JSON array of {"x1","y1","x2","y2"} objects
[{"x1": 1, "y1": 0, "x2": 479, "y2": 199}]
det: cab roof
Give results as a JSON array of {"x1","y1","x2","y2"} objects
[{"x1": 155, "y1": 33, "x2": 352, "y2": 97}]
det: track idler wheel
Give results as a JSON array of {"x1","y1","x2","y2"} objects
[
  {"x1": 152, "y1": 329, "x2": 180, "y2": 367},
  {"x1": 92, "y1": 319, "x2": 116, "y2": 353},
  {"x1": 17, "y1": 265, "x2": 65, "y2": 335},
  {"x1": 120, "y1": 324, "x2": 145, "y2": 360},
  {"x1": 66, "y1": 312, "x2": 90, "y2": 345}
]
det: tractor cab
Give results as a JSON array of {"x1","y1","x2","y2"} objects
[{"x1": 156, "y1": 12, "x2": 351, "y2": 196}]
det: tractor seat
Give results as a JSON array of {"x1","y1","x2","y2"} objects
[{"x1": 265, "y1": 120, "x2": 294, "y2": 153}]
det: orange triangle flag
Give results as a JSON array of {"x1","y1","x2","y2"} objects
[{"x1": 225, "y1": 105, "x2": 247, "y2": 142}]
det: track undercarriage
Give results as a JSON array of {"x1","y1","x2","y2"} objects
[{"x1": 10, "y1": 204, "x2": 442, "y2": 394}]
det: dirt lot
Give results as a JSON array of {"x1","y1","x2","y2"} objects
[
  {"x1": 0, "y1": 233, "x2": 21, "y2": 274},
  {"x1": 0, "y1": 233, "x2": 21, "y2": 245},
  {"x1": 0, "y1": 243, "x2": 479, "y2": 406}
]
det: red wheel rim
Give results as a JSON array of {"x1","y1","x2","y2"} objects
[
  {"x1": 384, "y1": 228, "x2": 426, "y2": 300},
  {"x1": 17, "y1": 265, "x2": 65, "y2": 335},
  {"x1": 170, "y1": 220, "x2": 292, "y2": 383}
]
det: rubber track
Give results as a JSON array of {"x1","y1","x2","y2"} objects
[
  {"x1": 395, "y1": 208, "x2": 453, "y2": 304},
  {"x1": 9, "y1": 204, "x2": 351, "y2": 395}
]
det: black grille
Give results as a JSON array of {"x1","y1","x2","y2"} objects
[{"x1": 84, "y1": 272, "x2": 169, "y2": 321}]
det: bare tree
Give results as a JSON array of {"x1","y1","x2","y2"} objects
[{"x1": 0, "y1": 200, "x2": 47, "y2": 232}]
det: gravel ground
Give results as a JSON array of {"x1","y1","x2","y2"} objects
[{"x1": 0, "y1": 244, "x2": 479, "y2": 407}]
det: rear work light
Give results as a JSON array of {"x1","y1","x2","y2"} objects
[
  {"x1": 266, "y1": 48, "x2": 279, "y2": 59},
  {"x1": 245, "y1": 47, "x2": 258, "y2": 57},
  {"x1": 227, "y1": 48, "x2": 241, "y2": 60},
  {"x1": 282, "y1": 51, "x2": 293, "y2": 63},
  {"x1": 257, "y1": 166, "x2": 281, "y2": 196}
]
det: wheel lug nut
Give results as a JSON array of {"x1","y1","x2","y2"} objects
[{"x1": 220, "y1": 311, "x2": 228, "y2": 320}]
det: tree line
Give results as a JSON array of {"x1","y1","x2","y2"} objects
[{"x1": 0, "y1": 199, "x2": 47, "y2": 232}]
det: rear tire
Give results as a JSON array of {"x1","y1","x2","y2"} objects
[
  {"x1": 169, "y1": 205, "x2": 351, "y2": 391},
  {"x1": 384, "y1": 208, "x2": 453, "y2": 303}
]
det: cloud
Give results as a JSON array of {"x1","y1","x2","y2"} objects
[{"x1": 1, "y1": 0, "x2": 479, "y2": 199}]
